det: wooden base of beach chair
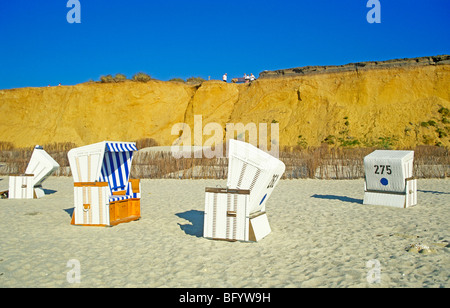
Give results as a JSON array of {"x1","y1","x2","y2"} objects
[
  {"x1": 70, "y1": 213, "x2": 109, "y2": 227},
  {"x1": 205, "y1": 212, "x2": 271, "y2": 242},
  {"x1": 203, "y1": 187, "x2": 271, "y2": 242},
  {"x1": 109, "y1": 198, "x2": 141, "y2": 226},
  {"x1": 8, "y1": 174, "x2": 35, "y2": 199},
  {"x1": 7, "y1": 175, "x2": 49, "y2": 199},
  {"x1": 71, "y1": 199, "x2": 141, "y2": 227},
  {"x1": 363, "y1": 178, "x2": 417, "y2": 208},
  {"x1": 71, "y1": 181, "x2": 141, "y2": 227}
]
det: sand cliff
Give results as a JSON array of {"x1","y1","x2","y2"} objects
[{"x1": 1, "y1": 56, "x2": 449, "y2": 149}]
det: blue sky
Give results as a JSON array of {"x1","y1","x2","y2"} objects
[{"x1": 0, "y1": 0, "x2": 449, "y2": 89}]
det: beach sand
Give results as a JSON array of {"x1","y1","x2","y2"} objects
[{"x1": 0, "y1": 176, "x2": 448, "y2": 288}]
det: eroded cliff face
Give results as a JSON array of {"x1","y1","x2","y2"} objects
[{"x1": 1, "y1": 57, "x2": 449, "y2": 149}]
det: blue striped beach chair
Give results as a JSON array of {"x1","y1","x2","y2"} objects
[{"x1": 67, "y1": 141, "x2": 141, "y2": 226}]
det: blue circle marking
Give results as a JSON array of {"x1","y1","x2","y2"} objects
[{"x1": 380, "y1": 178, "x2": 388, "y2": 186}]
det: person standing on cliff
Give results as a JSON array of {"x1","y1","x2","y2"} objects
[
  {"x1": 244, "y1": 73, "x2": 251, "y2": 83},
  {"x1": 223, "y1": 73, "x2": 227, "y2": 82}
]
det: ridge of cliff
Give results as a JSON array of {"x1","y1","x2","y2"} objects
[{"x1": 259, "y1": 55, "x2": 450, "y2": 78}]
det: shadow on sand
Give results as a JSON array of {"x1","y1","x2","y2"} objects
[
  {"x1": 175, "y1": 210, "x2": 204, "y2": 237},
  {"x1": 63, "y1": 208, "x2": 74, "y2": 218},
  {"x1": 418, "y1": 189, "x2": 450, "y2": 195},
  {"x1": 43, "y1": 188, "x2": 57, "y2": 195},
  {"x1": 311, "y1": 194, "x2": 363, "y2": 205}
]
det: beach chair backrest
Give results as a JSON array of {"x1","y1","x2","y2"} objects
[
  {"x1": 227, "y1": 139, "x2": 285, "y2": 214},
  {"x1": 25, "y1": 146, "x2": 60, "y2": 187},
  {"x1": 364, "y1": 150, "x2": 414, "y2": 192},
  {"x1": 68, "y1": 142, "x2": 106, "y2": 183}
]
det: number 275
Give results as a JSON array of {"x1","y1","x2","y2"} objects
[{"x1": 374, "y1": 165, "x2": 391, "y2": 175}]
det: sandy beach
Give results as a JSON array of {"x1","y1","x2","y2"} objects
[{"x1": 0, "y1": 176, "x2": 449, "y2": 288}]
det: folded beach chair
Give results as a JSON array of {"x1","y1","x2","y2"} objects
[
  {"x1": 363, "y1": 150, "x2": 417, "y2": 208},
  {"x1": 8, "y1": 145, "x2": 60, "y2": 199},
  {"x1": 203, "y1": 139, "x2": 285, "y2": 242},
  {"x1": 67, "y1": 141, "x2": 141, "y2": 226}
]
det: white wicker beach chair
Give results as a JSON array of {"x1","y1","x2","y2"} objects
[
  {"x1": 203, "y1": 139, "x2": 285, "y2": 242},
  {"x1": 363, "y1": 150, "x2": 417, "y2": 208},
  {"x1": 8, "y1": 145, "x2": 60, "y2": 199},
  {"x1": 67, "y1": 141, "x2": 141, "y2": 226}
]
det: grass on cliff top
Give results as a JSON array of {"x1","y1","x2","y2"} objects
[{"x1": 97, "y1": 73, "x2": 207, "y2": 85}]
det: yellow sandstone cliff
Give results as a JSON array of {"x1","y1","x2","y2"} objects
[{"x1": 1, "y1": 56, "x2": 449, "y2": 149}]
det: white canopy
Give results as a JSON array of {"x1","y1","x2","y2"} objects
[
  {"x1": 68, "y1": 141, "x2": 137, "y2": 184},
  {"x1": 227, "y1": 139, "x2": 285, "y2": 214},
  {"x1": 25, "y1": 145, "x2": 60, "y2": 187}
]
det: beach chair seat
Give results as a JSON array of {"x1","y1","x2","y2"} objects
[
  {"x1": 203, "y1": 139, "x2": 285, "y2": 242},
  {"x1": 8, "y1": 145, "x2": 59, "y2": 199},
  {"x1": 68, "y1": 141, "x2": 141, "y2": 226},
  {"x1": 109, "y1": 195, "x2": 133, "y2": 202},
  {"x1": 363, "y1": 150, "x2": 417, "y2": 208}
]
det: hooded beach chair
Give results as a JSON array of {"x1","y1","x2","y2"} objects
[
  {"x1": 203, "y1": 139, "x2": 285, "y2": 242},
  {"x1": 363, "y1": 150, "x2": 417, "y2": 208},
  {"x1": 8, "y1": 145, "x2": 60, "y2": 199},
  {"x1": 67, "y1": 141, "x2": 141, "y2": 226}
]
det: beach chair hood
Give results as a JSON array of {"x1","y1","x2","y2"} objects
[
  {"x1": 364, "y1": 150, "x2": 414, "y2": 192},
  {"x1": 68, "y1": 141, "x2": 137, "y2": 194},
  {"x1": 25, "y1": 145, "x2": 60, "y2": 187},
  {"x1": 227, "y1": 139, "x2": 285, "y2": 214}
]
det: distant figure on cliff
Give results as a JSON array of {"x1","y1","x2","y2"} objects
[
  {"x1": 223, "y1": 73, "x2": 227, "y2": 82},
  {"x1": 250, "y1": 73, "x2": 256, "y2": 81}
]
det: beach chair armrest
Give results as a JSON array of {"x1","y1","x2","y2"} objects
[
  {"x1": 129, "y1": 179, "x2": 140, "y2": 193},
  {"x1": 9, "y1": 173, "x2": 34, "y2": 177}
]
